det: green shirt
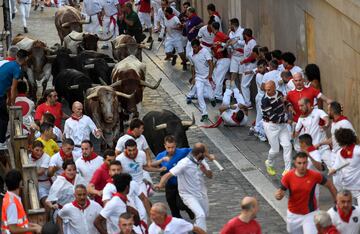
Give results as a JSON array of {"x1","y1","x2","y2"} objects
[{"x1": 125, "y1": 10, "x2": 142, "y2": 33}]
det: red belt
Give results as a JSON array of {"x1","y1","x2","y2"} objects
[{"x1": 201, "y1": 41, "x2": 213, "y2": 47}]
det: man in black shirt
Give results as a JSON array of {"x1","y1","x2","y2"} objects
[{"x1": 261, "y1": 80, "x2": 292, "y2": 176}]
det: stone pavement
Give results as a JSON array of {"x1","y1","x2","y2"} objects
[{"x1": 9, "y1": 6, "x2": 292, "y2": 233}]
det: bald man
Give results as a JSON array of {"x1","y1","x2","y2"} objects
[
  {"x1": 220, "y1": 197, "x2": 261, "y2": 234},
  {"x1": 155, "y1": 143, "x2": 214, "y2": 231},
  {"x1": 63, "y1": 101, "x2": 102, "y2": 153},
  {"x1": 262, "y1": 81, "x2": 292, "y2": 176},
  {"x1": 149, "y1": 202, "x2": 206, "y2": 234}
]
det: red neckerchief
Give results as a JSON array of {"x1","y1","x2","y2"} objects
[
  {"x1": 285, "y1": 64, "x2": 294, "y2": 70},
  {"x1": 333, "y1": 115, "x2": 348, "y2": 123},
  {"x1": 245, "y1": 36, "x2": 254, "y2": 44},
  {"x1": 212, "y1": 11, "x2": 221, "y2": 18},
  {"x1": 337, "y1": 205, "x2": 353, "y2": 223},
  {"x1": 71, "y1": 114, "x2": 83, "y2": 121},
  {"x1": 82, "y1": 152, "x2": 98, "y2": 162},
  {"x1": 17, "y1": 93, "x2": 27, "y2": 97},
  {"x1": 124, "y1": 149, "x2": 138, "y2": 160},
  {"x1": 61, "y1": 172, "x2": 75, "y2": 184},
  {"x1": 113, "y1": 192, "x2": 128, "y2": 203},
  {"x1": 207, "y1": 26, "x2": 212, "y2": 33},
  {"x1": 59, "y1": 149, "x2": 73, "y2": 161},
  {"x1": 165, "y1": 14, "x2": 175, "y2": 20},
  {"x1": 106, "y1": 178, "x2": 113, "y2": 183},
  {"x1": 72, "y1": 199, "x2": 90, "y2": 211},
  {"x1": 188, "y1": 13, "x2": 197, "y2": 19},
  {"x1": 31, "y1": 154, "x2": 40, "y2": 161},
  {"x1": 231, "y1": 112, "x2": 241, "y2": 124},
  {"x1": 307, "y1": 146, "x2": 317, "y2": 153},
  {"x1": 340, "y1": 144, "x2": 356, "y2": 159},
  {"x1": 323, "y1": 225, "x2": 339, "y2": 234},
  {"x1": 127, "y1": 129, "x2": 140, "y2": 139},
  {"x1": 158, "y1": 216, "x2": 173, "y2": 230},
  {"x1": 5, "y1": 57, "x2": 16, "y2": 61}
]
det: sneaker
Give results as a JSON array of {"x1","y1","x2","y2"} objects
[
  {"x1": 0, "y1": 142, "x2": 7, "y2": 150},
  {"x1": 148, "y1": 40, "x2": 153, "y2": 50},
  {"x1": 171, "y1": 55, "x2": 178, "y2": 66},
  {"x1": 225, "y1": 80, "x2": 231, "y2": 90},
  {"x1": 282, "y1": 170, "x2": 289, "y2": 176},
  {"x1": 40, "y1": 6, "x2": 44, "y2": 11},
  {"x1": 157, "y1": 37, "x2": 162, "y2": 42},
  {"x1": 12, "y1": 13, "x2": 15, "y2": 19},
  {"x1": 186, "y1": 97, "x2": 192, "y2": 104},
  {"x1": 143, "y1": 28, "x2": 149, "y2": 32},
  {"x1": 182, "y1": 63, "x2": 187, "y2": 71},
  {"x1": 258, "y1": 133, "x2": 267, "y2": 142},
  {"x1": 265, "y1": 160, "x2": 276, "y2": 176},
  {"x1": 24, "y1": 27, "x2": 28, "y2": 33},
  {"x1": 146, "y1": 36, "x2": 153, "y2": 43},
  {"x1": 248, "y1": 126, "x2": 255, "y2": 136},
  {"x1": 200, "y1": 115, "x2": 209, "y2": 122},
  {"x1": 210, "y1": 100, "x2": 216, "y2": 107},
  {"x1": 246, "y1": 105, "x2": 254, "y2": 110},
  {"x1": 34, "y1": 3, "x2": 39, "y2": 10}
]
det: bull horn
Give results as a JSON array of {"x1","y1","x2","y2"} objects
[
  {"x1": 99, "y1": 77, "x2": 107, "y2": 86},
  {"x1": 155, "y1": 123, "x2": 167, "y2": 131},
  {"x1": 61, "y1": 22, "x2": 72, "y2": 28},
  {"x1": 69, "y1": 34, "x2": 83, "y2": 41},
  {"x1": 115, "y1": 91, "x2": 134, "y2": 99},
  {"x1": 91, "y1": 84, "x2": 100, "y2": 87},
  {"x1": 98, "y1": 31, "x2": 115, "y2": 41},
  {"x1": 110, "y1": 80, "x2": 123, "y2": 87},
  {"x1": 107, "y1": 63, "x2": 116, "y2": 67},
  {"x1": 69, "y1": 85, "x2": 79, "y2": 90},
  {"x1": 181, "y1": 113, "x2": 195, "y2": 127},
  {"x1": 80, "y1": 16, "x2": 92, "y2": 25},
  {"x1": 87, "y1": 92, "x2": 98, "y2": 99},
  {"x1": 138, "y1": 44, "x2": 147, "y2": 49},
  {"x1": 69, "y1": 54, "x2": 78, "y2": 58},
  {"x1": 139, "y1": 78, "x2": 162, "y2": 89},
  {"x1": 83, "y1": 64, "x2": 94, "y2": 69}
]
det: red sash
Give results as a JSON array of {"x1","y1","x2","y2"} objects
[
  {"x1": 82, "y1": 152, "x2": 98, "y2": 162},
  {"x1": 72, "y1": 199, "x2": 90, "y2": 211},
  {"x1": 340, "y1": 144, "x2": 355, "y2": 159}
]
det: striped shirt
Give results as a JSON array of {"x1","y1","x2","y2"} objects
[{"x1": 261, "y1": 91, "x2": 287, "y2": 124}]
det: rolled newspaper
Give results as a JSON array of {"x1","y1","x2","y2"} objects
[{"x1": 213, "y1": 159, "x2": 224, "y2": 171}]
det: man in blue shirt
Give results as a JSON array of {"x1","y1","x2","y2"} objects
[
  {"x1": 155, "y1": 135, "x2": 194, "y2": 219},
  {"x1": 0, "y1": 49, "x2": 28, "y2": 149}
]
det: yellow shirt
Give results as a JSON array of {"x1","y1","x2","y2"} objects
[{"x1": 36, "y1": 137, "x2": 59, "y2": 157}]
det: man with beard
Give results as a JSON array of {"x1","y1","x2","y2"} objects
[{"x1": 220, "y1": 197, "x2": 262, "y2": 234}]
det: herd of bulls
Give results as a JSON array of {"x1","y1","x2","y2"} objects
[{"x1": 11, "y1": 6, "x2": 195, "y2": 153}]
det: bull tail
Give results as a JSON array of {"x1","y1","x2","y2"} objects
[{"x1": 201, "y1": 117, "x2": 224, "y2": 128}]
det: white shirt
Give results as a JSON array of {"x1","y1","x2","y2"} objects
[
  {"x1": 328, "y1": 205, "x2": 360, "y2": 234},
  {"x1": 212, "y1": 14, "x2": 222, "y2": 32},
  {"x1": 289, "y1": 65, "x2": 303, "y2": 76},
  {"x1": 190, "y1": 48, "x2": 213, "y2": 81},
  {"x1": 221, "y1": 108, "x2": 248, "y2": 127},
  {"x1": 101, "y1": 0, "x2": 118, "y2": 16},
  {"x1": 295, "y1": 109, "x2": 328, "y2": 145},
  {"x1": 170, "y1": 156, "x2": 210, "y2": 198},
  {"x1": 49, "y1": 150, "x2": 82, "y2": 176},
  {"x1": 29, "y1": 153, "x2": 50, "y2": 181},
  {"x1": 75, "y1": 155, "x2": 103, "y2": 185},
  {"x1": 116, "y1": 151, "x2": 147, "y2": 183},
  {"x1": 331, "y1": 118, "x2": 356, "y2": 152},
  {"x1": 197, "y1": 25, "x2": 214, "y2": 48},
  {"x1": 243, "y1": 38, "x2": 257, "y2": 71},
  {"x1": 115, "y1": 134, "x2": 149, "y2": 153},
  {"x1": 278, "y1": 78, "x2": 295, "y2": 96},
  {"x1": 100, "y1": 195, "x2": 127, "y2": 234},
  {"x1": 47, "y1": 175, "x2": 86, "y2": 206},
  {"x1": 262, "y1": 70, "x2": 281, "y2": 90},
  {"x1": 63, "y1": 115, "x2": 98, "y2": 146},
  {"x1": 58, "y1": 200, "x2": 102, "y2": 234},
  {"x1": 229, "y1": 27, "x2": 245, "y2": 57},
  {"x1": 165, "y1": 15, "x2": 182, "y2": 40},
  {"x1": 158, "y1": 6, "x2": 179, "y2": 27},
  {"x1": 307, "y1": 149, "x2": 321, "y2": 171},
  {"x1": 255, "y1": 73, "x2": 265, "y2": 97},
  {"x1": 333, "y1": 145, "x2": 360, "y2": 190},
  {"x1": 148, "y1": 217, "x2": 194, "y2": 234},
  {"x1": 83, "y1": 0, "x2": 102, "y2": 16}
]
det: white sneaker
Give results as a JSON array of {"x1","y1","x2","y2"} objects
[
  {"x1": 0, "y1": 142, "x2": 7, "y2": 150},
  {"x1": 258, "y1": 134, "x2": 267, "y2": 142}
]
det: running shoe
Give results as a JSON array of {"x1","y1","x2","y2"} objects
[{"x1": 265, "y1": 160, "x2": 276, "y2": 176}]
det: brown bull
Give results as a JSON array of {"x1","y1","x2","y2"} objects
[
  {"x1": 84, "y1": 84, "x2": 133, "y2": 149},
  {"x1": 111, "y1": 35, "x2": 146, "y2": 62},
  {"x1": 55, "y1": 6, "x2": 89, "y2": 45},
  {"x1": 111, "y1": 55, "x2": 161, "y2": 118}
]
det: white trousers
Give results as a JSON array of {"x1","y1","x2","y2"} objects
[
  {"x1": 138, "y1": 12, "x2": 152, "y2": 28},
  {"x1": 286, "y1": 210, "x2": 318, "y2": 234},
  {"x1": 213, "y1": 58, "x2": 230, "y2": 100},
  {"x1": 241, "y1": 72, "x2": 254, "y2": 106},
  {"x1": 222, "y1": 87, "x2": 245, "y2": 106},
  {"x1": 84, "y1": 15, "x2": 101, "y2": 34},
  {"x1": 19, "y1": 3, "x2": 31, "y2": 27},
  {"x1": 255, "y1": 94, "x2": 265, "y2": 136},
  {"x1": 180, "y1": 193, "x2": 208, "y2": 232},
  {"x1": 230, "y1": 55, "x2": 243, "y2": 73},
  {"x1": 194, "y1": 78, "x2": 214, "y2": 115},
  {"x1": 263, "y1": 121, "x2": 292, "y2": 171},
  {"x1": 186, "y1": 41, "x2": 193, "y2": 63}
]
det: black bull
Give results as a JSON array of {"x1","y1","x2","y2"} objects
[{"x1": 143, "y1": 110, "x2": 195, "y2": 155}]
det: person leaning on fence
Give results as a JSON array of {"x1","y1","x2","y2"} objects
[{"x1": 1, "y1": 169, "x2": 42, "y2": 234}]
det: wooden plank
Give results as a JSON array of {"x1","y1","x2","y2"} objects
[{"x1": 305, "y1": 12, "x2": 316, "y2": 63}]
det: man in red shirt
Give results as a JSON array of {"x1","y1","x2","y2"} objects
[
  {"x1": 87, "y1": 149, "x2": 116, "y2": 206},
  {"x1": 211, "y1": 21, "x2": 230, "y2": 102},
  {"x1": 35, "y1": 89, "x2": 68, "y2": 129},
  {"x1": 275, "y1": 152, "x2": 337, "y2": 234},
  {"x1": 220, "y1": 196, "x2": 261, "y2": 234}
]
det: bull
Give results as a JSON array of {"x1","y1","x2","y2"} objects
[
  {"x1": 111, "y1": 35, "x2": 146, "y2": 62},
  {"x1": 12, "y1": 34, "x2": 54, "y2": 100},
  {"x1": 64, "y1": 31, "x2": 113, "y2": 54},
  {"x1": 55, "y1": 6, "x2": 90, "y2": 45},
  {"x1": 143, "y1": 110, "x2": 195, "y2": 155},
  {"x1": 84, "y1": 84, "x2": 133, "y2": 149},
  {"x1": 111, "y1": 55, "x2": 161, "y2": 118}
]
